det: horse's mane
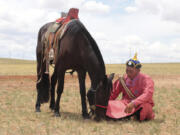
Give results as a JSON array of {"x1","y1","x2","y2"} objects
[{"x1": 66, "y1": 20, "x2": 106, "y2": 75}]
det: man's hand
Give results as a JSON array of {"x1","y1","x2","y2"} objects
[{"x1": 125, "y1": 102, "x2": 135, "y2": 113}]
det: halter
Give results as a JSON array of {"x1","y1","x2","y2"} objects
[
  {"x1": 89, "y1": 104, "x2": 107, "y2": 117},
  {"x1": 96, "y1": 104, "x2": 107, "y2": 109},
  {"x1": 90, "y1": 104, "x2": 108, "y2": 110},
  {"x1": 88, "y1": 86, "x2": 109, "y2": 118},
  {"x1": 89, "y1": 87, "x2": 109, "y2": 110}
]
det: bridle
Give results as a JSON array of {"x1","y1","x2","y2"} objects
[
  {"x1": 88, "y1": 81, "x2": 112, "y2": 117},
  {"x1": 88, "y1": 84, "x2": 110, "y2": 110},
  {"x1": 96, "y1": 104, "x2": 107, "y2": 109},
  {"x1": 88, "y1": 76, "x2": 114, "y2": 120},
  {"x1": 88, "y1": 89, "x2": 108, "y2": 117}
]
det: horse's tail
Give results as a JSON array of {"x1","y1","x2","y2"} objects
[
  {"x1": 36, "y1": 24, "x2": 51, "y2": 104},
  {"x1": 36, "y1": 73, "x2": 50, "y2": 103}
]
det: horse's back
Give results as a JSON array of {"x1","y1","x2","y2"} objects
[{"x1": 56, "y1": 20, "x2": 102, "y2": 70}]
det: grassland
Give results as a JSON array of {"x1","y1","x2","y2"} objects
[
  {"x1": 0, "y1": 58, "x2": 36, "y2": 75},
  {"x1": 0, "y1": 58, "x2": 179, "y2": 135}
]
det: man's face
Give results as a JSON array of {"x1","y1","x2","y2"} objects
[{"x1": 126, "y1": 66, "x2": 139, "y2": 80}]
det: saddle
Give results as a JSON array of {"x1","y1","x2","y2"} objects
[{"x1": 43, "y1": 8, "x2": 79, "y2": 74}]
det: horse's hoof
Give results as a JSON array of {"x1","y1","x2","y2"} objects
[
  {"x1": 35, "y1": 108, "x2": 41, "y2": 112},
  {"x1": 94, "y1": 116, "x2": 101, "y2": 122},
  {"x1": 49, "y1": 105, "x2": 55, "y2": 111},
  {"x1": 54, "y1": 112, "x2": 60, "y2": 117},
  {"x1": 83, "y1": 113, "x2": 90, "y2": 119}
]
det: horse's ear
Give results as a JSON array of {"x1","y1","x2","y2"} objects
[{"x1": 108, "y1": 73, "x2": 115, "y2": 81}]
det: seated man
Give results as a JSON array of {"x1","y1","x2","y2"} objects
[{"x1": 106, "y1": 53, "x2": 155, "y2": 121}]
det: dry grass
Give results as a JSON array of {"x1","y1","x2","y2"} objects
[
  {"x1": 0, "y1": 58, "x2": 36, "y2": 75},
  {"x1": 0, "y1": 58, "x2": 179, "y2": 135}
]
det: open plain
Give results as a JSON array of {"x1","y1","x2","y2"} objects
[{"x1": 0, "y1": 58, "x2": 179, "y2": 135}]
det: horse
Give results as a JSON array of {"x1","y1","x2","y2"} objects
[
  {"x1": 35, "y1": 19, "x2": 111, "y2": 118},
  {"x1": 87, "y1": 73, "x2": 114, "y2": 121}
]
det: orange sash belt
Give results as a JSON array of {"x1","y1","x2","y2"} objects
[{"x1": 119, "y1": 77, "x2": 136, "y2": 99}]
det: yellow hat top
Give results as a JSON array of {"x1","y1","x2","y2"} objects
[{"x1": 132, "y1": 52, "x2": 138, "y2": 61}]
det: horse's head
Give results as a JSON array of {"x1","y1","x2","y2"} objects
[
  {"x1": 94, "y1": 73, "x2": 114, "y2": 121},
  {"x1": 87, "y1": 73, "x2": 114, "y2": 121}
]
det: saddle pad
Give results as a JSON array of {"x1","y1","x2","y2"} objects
[{"x1": 52, "y1": 20, "x2": 75, "y2": 63}]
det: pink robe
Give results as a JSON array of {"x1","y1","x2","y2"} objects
[{"x1": 106, "y1": 72, "x2": 155, "y2": 121}]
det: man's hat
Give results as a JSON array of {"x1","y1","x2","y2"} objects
[{"x1": 126, "y1": 52, "x2": 142, "y2": 69}]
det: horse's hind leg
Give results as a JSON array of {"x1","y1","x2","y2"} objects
[
  {"x1": 36, "y1": 68, "x2": 41, "y2": 112},
  {"x1": 77, "y1": 70, "x2": 89, "y2": 119},
  {"x1": 49, "y1": 71, "x2": 57, "y2": 110},
  {"x1": 35, "y1": 92, "x2": 41, "y2": 112},
  {"x1": 54, "y1": 71, "x2": 65, "y2": 117}
]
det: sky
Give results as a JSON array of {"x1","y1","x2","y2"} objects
[{"x1": 0, "y1": 0, "x2": 180, "y2": 63}]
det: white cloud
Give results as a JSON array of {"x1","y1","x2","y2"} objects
[
  {"x1": 161, "y1": 0, "x2": 180, "y2": 23},
  {"x1": 0, "y1": 0, "x2": 180, "y2": 63},
  {"x1": 98, "y1": 35, "x2": 180, "y2": 63},
  {"x1": 135, "y1": 0, "x2": 161, "y2": 14},
  {"x1": 36, "y1": 0, "x2": 110, "y2": 15},
  {"x1": 82, "y1": 1, "x2": 110, "y2": 14},
  {"x1": 126, "y1": 0, "x2": 180, "y2": 23},
  {"x1": 125, "y1": 6, "x2": 138, "y2": 13},
  {"x1": 38, "y1": 0, "x2": 85, "y2": 11}
]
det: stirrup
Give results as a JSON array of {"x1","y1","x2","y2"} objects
[
  {"x1": 49, "y1": 48, "x2": 54, "y2": 61},
  {"x1": 45, "y1": 60, "x2": 50, "y2": 74}
]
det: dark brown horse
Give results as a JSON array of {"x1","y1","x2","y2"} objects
[{"x1": 36, "y1": 19, "x2": 111, "y2": 118}]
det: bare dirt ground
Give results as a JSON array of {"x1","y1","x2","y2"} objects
[{"x1": 0, "y1": 74, "x2": 180, "y2": 90}]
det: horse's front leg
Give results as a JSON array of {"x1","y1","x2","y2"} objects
[
  {"x1": 77, "y1": 70, "x2": 89, "y2": 119},
  {"x1": 54, "y1": 71, "x2": 65, "y2": 117},
  {"x1": 49, "y1": 72, "x2": 57, "y2": 110}
]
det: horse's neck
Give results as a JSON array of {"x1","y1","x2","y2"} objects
[{"x1": 88, "y1": 67, "x2": 105, "y2": 90}]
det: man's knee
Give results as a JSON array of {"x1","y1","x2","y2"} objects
[{"x1": 139, "y1": 103, "x2": 154, "y2": 121}]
